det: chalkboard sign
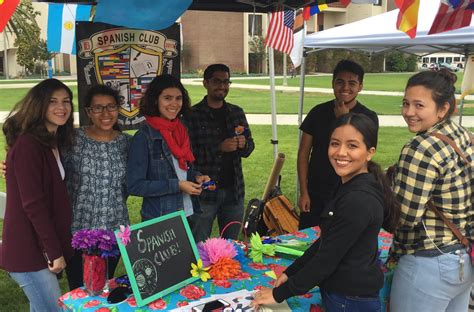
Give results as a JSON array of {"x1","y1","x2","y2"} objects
[{"x1": 115, "y1": 211, "x2": 200, "y2": 307}]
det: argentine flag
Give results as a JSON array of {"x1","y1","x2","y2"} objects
[{"x1": 47, "y1": 4, "x2": 91, "y2": 55}]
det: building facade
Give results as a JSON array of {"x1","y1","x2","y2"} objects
[{"x1": 1, "y1": 1, "x2": 390, "y2": 78}]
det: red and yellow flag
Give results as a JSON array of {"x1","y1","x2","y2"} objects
[
  {"x1": 395, "y1": 0, "x2": 421, "y2": 39},
  {"x1": 0, "y1": 0, "x2": 20, "y2": 33}
]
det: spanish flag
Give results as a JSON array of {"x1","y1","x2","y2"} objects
[
  {"x1": 0, "y1": 0, "x2": 20, "y2": 33},
  {"x1": 395, "y1": 0, "x2": 421, "y2": 39}
]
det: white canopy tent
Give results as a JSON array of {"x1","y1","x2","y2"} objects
[
  {"x1": 304, "y1": 0, "x2": 474, "y2": 55},
  {"x1": 293, "y1": 0, "x2": 473, "y2": 196}
]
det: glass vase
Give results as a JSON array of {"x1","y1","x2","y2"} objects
[{"x1": 83, "y1": 253, "x2": 108, "y2": 296}]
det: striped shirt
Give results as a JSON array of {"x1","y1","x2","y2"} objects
[{"x1": 392, "y1": 119, "x2": 473, "y2": 256}]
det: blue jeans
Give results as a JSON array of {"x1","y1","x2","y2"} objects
[
  {"x1": 321, "y1": 289, "x2": 381, "y2": 312},
  {"x1": 390, "y1": 250, "x2": 473, "y2": 312},
  {"x1": 9, "y1": 268, "x2": 62, "y2": 312},
  {"x1": 190, "y1": 188, "x2": 244, "y2": 243}
]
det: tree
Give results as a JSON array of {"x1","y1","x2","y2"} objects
[
  {"x1": 386, "y1": 51, "x2": 407, "y2": 72},
  {"x1": 248, "y1": 35, "x2": 267, "y2": 73},
  {"x1": 4, "y1": 0, "x2": 40, "y2": 43},
  {"x1": 9, "y1": 1, "x2": 52, "y2": 75}
]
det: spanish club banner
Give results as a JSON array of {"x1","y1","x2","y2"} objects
[{"x1": 76, "y1": 22, "x2": 180, "y2": 130}]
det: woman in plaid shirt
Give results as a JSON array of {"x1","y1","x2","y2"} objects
[{"x1": 390, "y1": 70, "x2": 473, "y2": 312}]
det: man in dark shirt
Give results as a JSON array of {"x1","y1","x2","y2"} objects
[
  {"x1": 184, "y1": 64, "x2": 254, "y2": 242},
  {"x1": 298, "y1": 60, "x2": 379, "y2": 229}
]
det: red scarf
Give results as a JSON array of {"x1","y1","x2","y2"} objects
[{"x1": 145, "y1": 116, "x2": 195, "y2": 170}]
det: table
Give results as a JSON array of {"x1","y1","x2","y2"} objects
[{"x1": 58, "y1": 227, "x2": 393, "y2": 311}]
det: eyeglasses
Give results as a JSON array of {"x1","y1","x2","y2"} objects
[
  {"x1": 209, "y1": 78, "x2": 232, "y2": 86},
  {"x1": 87, "y1": 104, "x2": 119, "y2": 113}
]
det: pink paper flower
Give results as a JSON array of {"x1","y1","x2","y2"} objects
[{"x1": 117, "y1": 225, "x2": 131, "y2": 246}]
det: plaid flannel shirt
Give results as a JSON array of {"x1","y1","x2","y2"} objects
[
  {"x1": 393, "y1": 119, "x2": 473, "y2": 256},
  {"x1": 183, "y1": 97, "x2": 254, "y2": 203}
]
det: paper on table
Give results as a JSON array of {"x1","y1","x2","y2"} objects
[{"x1": 259, "y1": 300, "x2": 291, "y2": 312}]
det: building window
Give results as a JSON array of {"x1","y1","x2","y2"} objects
[
  {"x1": 374, "y1": 0, "x2": 382, "y2": 6},
  {"x1": 248, "y1": 15, "x2": 262, "y2": 36}
]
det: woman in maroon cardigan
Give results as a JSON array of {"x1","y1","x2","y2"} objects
[{"x1": 2, "y1": 79, "x2": 75, "y2": 311}]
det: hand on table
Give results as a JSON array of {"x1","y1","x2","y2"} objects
[
  {"x1": 252, "y1": 287, "x2": 277, "y2": 309},
  {"x1": 179, "y1": 181, "x2": 202, "y2": 195},
  {"x1": 274, "y1": 273, "x2": 288, "y2": 287}
]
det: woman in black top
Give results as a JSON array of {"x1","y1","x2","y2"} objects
[{"x1": 253, "y1": 113, "x2": 400, "y2": 312}]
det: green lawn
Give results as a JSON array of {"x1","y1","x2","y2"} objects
[
  {"x1": 1, "y1": 85, "x2": 473, "y2": 116},
  {"x1": 0, "y1": 125, "x2": 415, "y2": 310},
  {"x1": 234, "y1": 71, "x2": 467, "y2": 92}
]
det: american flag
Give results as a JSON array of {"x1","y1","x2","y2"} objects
[
  {"x1": 265, "y1": 9, "x2": 295, "y2": 54},
  {"x1": 428, "y1": 0, "x2": 473, "y2": 35}
]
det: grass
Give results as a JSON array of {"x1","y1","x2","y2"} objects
[
  {"x1": 233, "y1": 71, "x2": 467, "y2": 92},
  {"x1": 1, "y1": 85, "x2": 473, "y2": 116},
  {"x1": 0, "y1": 125, "x2": 415, "y2": 310},
  {"x1": 1, "y1": 124, "x2": 473, "y2": 310}
]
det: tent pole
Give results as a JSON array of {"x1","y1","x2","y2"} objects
[
  {"x1": 3, "y1": 32, "x2": 9, "y2": 80},
  {"x1": 268, "y1": 47, "x2": 278, "y2": 159},
  {"x1": 295, "y1": 52, "x2": 306, "y2": 207}
]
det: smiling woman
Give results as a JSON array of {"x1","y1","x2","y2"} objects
[
  {"x1": 1, "y1": 79, "x2": 75, "y2": 311},
  {"x1": 126, "y1": 74, "x2": 210, "y2": 223}
]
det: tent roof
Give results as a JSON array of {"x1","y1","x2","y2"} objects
[
  {"x1": 36, "y1": 0, "x2": 340, "y2": 12},
  {"x1": 304, "y1": 0, "x2": 474, "y2": 55}
]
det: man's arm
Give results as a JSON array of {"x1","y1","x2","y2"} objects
[{"x1": 297, "y1": 132, "x2": 313, "y2": 213}]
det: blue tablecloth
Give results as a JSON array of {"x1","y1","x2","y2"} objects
[{"x1": 59, "y1": 227, "x2": 393, "y2": 311}]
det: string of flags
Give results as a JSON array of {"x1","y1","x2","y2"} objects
[
  {"x1": 0, "y1": 0, "x2": 472, "y2": 57},
  {"x1": 265, "y1": 0, "x2": 473, "y2": 67}
]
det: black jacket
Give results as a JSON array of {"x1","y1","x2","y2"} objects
[{"x1": 273, "y1": 173, "x2": 385, "y2": 302}]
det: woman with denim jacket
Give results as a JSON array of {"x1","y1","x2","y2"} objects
[{"x1": 127, "y1": 74, "x2": 210, "y2": 221}]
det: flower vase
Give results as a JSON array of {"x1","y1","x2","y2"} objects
[{"x1": 83, "y1": 254, "x2": 108, "y2": 296}]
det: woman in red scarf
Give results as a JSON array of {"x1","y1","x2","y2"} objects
[{"x1": 127, "y1": 74, "x2": 210, "y2": 221}]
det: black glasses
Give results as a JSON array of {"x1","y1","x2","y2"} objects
[
  {"x1": 107, "y1": 286, "x2": 132, "y2": 304},
  {"x1": 209, "y1": 78, "x2": 232, "y2": 86},
  {"x1": 88, "y1": 104, "x2": 119, "y2": 113}
]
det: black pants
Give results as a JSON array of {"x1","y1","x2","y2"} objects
[
  {"x1": 65, "y1": 249, "x2": 120, "y2": 290},
  {"x1": 298, "y1": 192, "x2": 327, "y2": 230}
]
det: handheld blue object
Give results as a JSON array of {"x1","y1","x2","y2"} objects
[{"x1": 201, "y1": 180, "x2": 217, "y2": 191}]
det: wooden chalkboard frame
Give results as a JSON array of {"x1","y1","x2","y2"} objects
[{"x1": 115, "y1": 211, "x2": 200, "y2": 307}]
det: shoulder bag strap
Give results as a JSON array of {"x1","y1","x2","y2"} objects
[
  {"x1": 430, "y1": 132, "x2": 470, "y2": 165},
  {"x1": 427, "y1": 132, "x2": 471, "y2": 249},
  {"x1": 426, "y1": 200, "x2": 471, "y2": 249}
]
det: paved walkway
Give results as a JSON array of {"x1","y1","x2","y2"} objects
[
  {"x1": 0, "y1": 112, "x2": 472, "y2": 127},
  {"x1": 0, "y1": 76, "x2": 472, "y2": 127}
]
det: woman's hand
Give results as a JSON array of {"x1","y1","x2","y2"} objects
[
  {"x1": 252, "y1": 287, "x2": 277, "y2": 309},
  {"x1": 49, "y1": 256, "x2": 66, "y2": 274},
  {"x1": 195, "y1": 175, "x2": 210, "y2": 184},
  {"x1": 1, "y1": 160, "x2": 6, "y2": 178},
  {"x1": 274, "y1": 273, "x2": 288, "y2": 287},
  {"x1": 179, "y1": 181, "x2": 202, "y2": 195}
]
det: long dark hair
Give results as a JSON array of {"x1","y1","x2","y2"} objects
[
  {"x1": 331, "y1": 113, "x2": 400, "y2": 233},
  {"x1": 405, "y1": 69, "x2": 457, "y2": 120},
  {"x1": 3, "y1": 78, "x2": 75, "y2": 149},
  {"x1": 139, "y1": 74, "x2": 190, "y2": 117}
]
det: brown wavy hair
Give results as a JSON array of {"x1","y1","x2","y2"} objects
[{"x1": 3, "y1": 79, "x2": 75, "y2": 149}]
